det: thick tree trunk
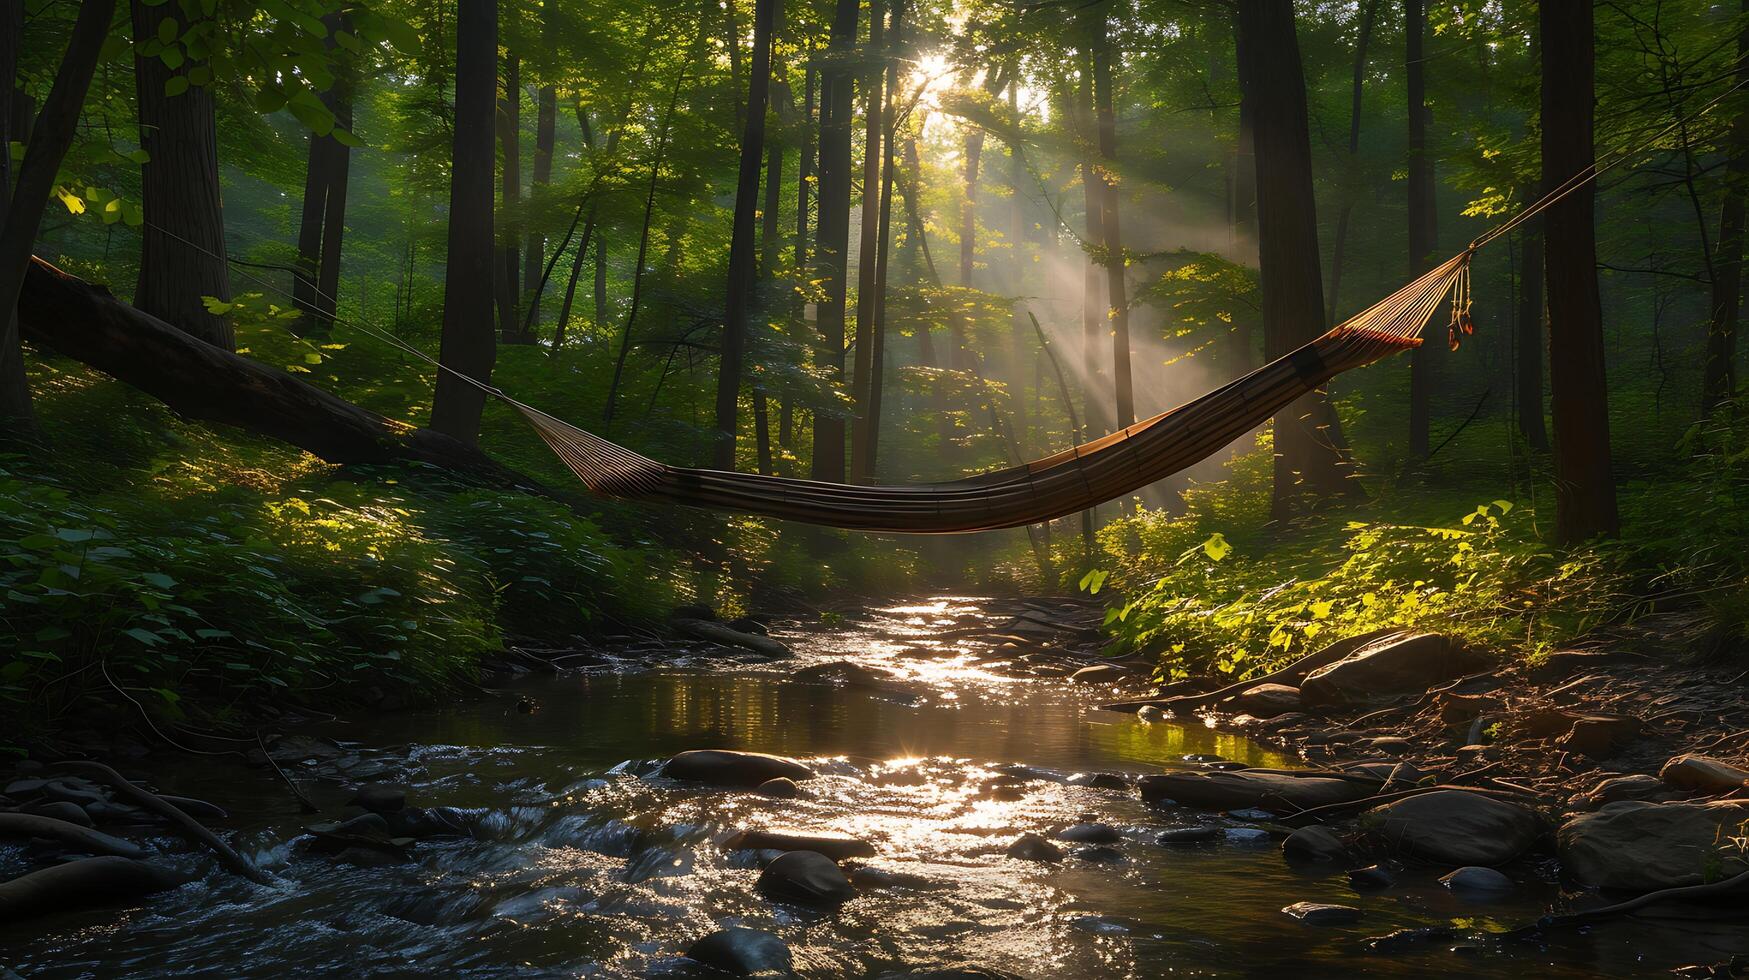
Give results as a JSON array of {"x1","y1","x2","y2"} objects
[
  {"x1": 523, "y1": 83, "x2": 557, "y2": 333},
  {"x1": 0, "y1": 0, "x2": 116, "y2": 439},
  {"x1": 0, "y1": 0, "x2": 28, "y2": 436},
  {"x1": 1541, "y1": 3, "x2": 1619, "y2": 543},
  {"x1": 811, "y1": 0, "x2": 858, "y2": 483},
  {"x1": 1235, "y1": 0, "x2": 1361, "y2": 518},
  {"x1": 713, "y1": 0, "x2": 778, "y2": 470},
  {"x1": 1090, "y1": 13, "x2": 1133, "y2": 432},
  {"x1": 1405, "y1": 0, "x2": 1438, "y2": 457},
  {"x1": 1326, "y1": 0, "x2": 1377, "y2": 326},
  {"x1": 130, "y1": 0, "x2": 233, "y2": 350},
  {"x1": 497, "y1": 55, "x2": 526, "y2": 343},
  {"x1": 1703, "y1": 1, "x2": 1749, "y2": 418},
  {"x1": 430, "y1": 0, "x2": 500, "y2": 445},
  {"x1": 292, "y1": 16, "x2": 354, "y2": 339},
  {"x1": 849, "y1": 0, "x2": 886, "y2": 483},
  {"x1": 18, "y1": 259, "x2": 531, "y2": 485},
  {"x1": 1515, "y1": 184, "x2": 1550, "y2": 450}
]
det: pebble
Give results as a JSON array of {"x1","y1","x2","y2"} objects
[
  {"x1": 684, "y1": 927, "x2": 793, "y2": 976},
  {"x1": 1072, "y1": 845, "x2": 1126, "y2": 863},
  {"x1": 1347, "y1": 865, "x2": 1395, "y2": 891},
  {"x1": 1223, "y1": 827, "x2": 1270, "y2": 843},
  {"x1": 1441, "y1": 866, "x2": 1515, "y2": 894},
  {"x1": 1057, "y1": 822, "x2": 1121, "y2": 844},
  {"x1": 1004, "y1": 833, "x2": 1064, "y2": 862},
  {"x1": 755, "y1": 777, "x2": 803, "y2": 799}
]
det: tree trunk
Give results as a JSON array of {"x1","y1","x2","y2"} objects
[
  {"x1": 1703, "y1": 0, "x2": 1749, "y2": 418},
  {"x1": 1405, "y1": 0, "x2": 1437, "y2": 457},
  {"x1": 523, "y1": 83, "x2": 557, "y2": 333},
  {"x1": 130, "y1": 0, "x2": 233, "y2": 350},
  {"x1": 811, "y1": 0, "x2": 859, "y2": 483},
  {"x1": 1515, "y1": 184, "x2": 1550, "y2": 450},
  {"x1": 497, "y1": 54, "x2": 525, "y2": 343},
  {"x1": 1228, "y1": 91, "x2": 1259, "y2": 378},
  {"x1": 430, "y1": 0, "x2": 499, "y2": 445},
  {"x1": 292, "y1": 14, "x2": 354, "y2": 339},
  {"x1": 866, "y1": 0, "x2": 904, "y2": 480},
  {"x1": 1090, "y1": 13, "x2": 1134, "y2": 431},
  {"x1": 712, "y1": 0, "x2": 778, "y2": 470},
  {"x1": 1076, "y1": 49, "x2": 1108, "y2": 435},
  {"x1": 1540, "y1": 2, "x2": 1619, "y2": 543},
  {"x1": 849, "y1": 0, "x2": 886, "y2": 483},
  {"x1": 1235, "y1": 0, "x2": 1360, "y2": 518},
  {"x1": 754, "y1": 33, "x2": 790, "y2": 477},
  {"x1": 1326, "y1": 0, "x2": 1377, "y2": 326},
  {"x1": 0, "y1": 0, "x2": 116, "y2": 439}
]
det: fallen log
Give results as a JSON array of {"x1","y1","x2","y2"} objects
[
  {"x1": 672, "y1": 618, "x2": 792, "y2": 658},
  {"x1": 1102, "y1": 628, "x2": 1406, "y2": 713},
  {"x1": 0, "y1": 812, "x2": 147, "y2": 859},
  {"x1": 16, "y1": 257, "x2": 542, "y2": 492},
  {"x1": 56, "y1": 761, "x2": 269, "y2": 884}
]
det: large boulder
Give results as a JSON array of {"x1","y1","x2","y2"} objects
[
  {"x1": 1362, "y1": 790, "x2": 1541, "y2": 866},
  {"x1": 663, "y1": 750, "x2": 814, "y2": 788},
  {"x1": 1557, "y1": 800, "x2": 1749, "y2": 891},
  {"x1": 684, "y1": 927, "x2": 793, "y2": 976},
  {"x1": 1659, "y1": 754, "x2": 1749, "y2": 795},
  {"x1": 1299, "y1": 634, "x2": 1483, "y2": 709},
  {"x1": 1139, "y1": 771, "x2": 1369, "y2": 812},
  {"x1": 1230, "y1": 684, "x2": 1301, "y2": 719},
  {"x1": 0, "y1": 857, "x2": 183, "y2": 922},
  {"x1": 756, "y1": 850, "x2": 855, "y2": 908}
]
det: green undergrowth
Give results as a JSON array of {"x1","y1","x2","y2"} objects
[{"x1": 1073, "y1": 417, "x2": 1749, "y2": 685}]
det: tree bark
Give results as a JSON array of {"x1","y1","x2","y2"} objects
[
  {"x1": 430, "y1": 0, "x2": 500, "y2": 445},
  {"x1": 1515, "y1": 183, "x2": 1550, "y2": 450},
  {"x1": 1076, "y1": 48, "x2": 1108, "y2": 435},
  {"x1": 0, "y1": 0, "x2": 28, "y2": 436},
  {"x1": 292, "y1": 14, "x2": 354, "y2": 339},
  {"x1": 1090, "y1": 12, "x2": 1133, "y2": 432},
  {"x1": 497, "y1": 54, "x2": 526, "y2": 343},
  {"x1": 1703, "y1": 0, "x2": 1749, "y2": 418},
  {"x1": 866, "y1": 0, "x2": 904, "y2": 480},
  {"x1": 1540, "y1": 2, "x2": 1619, "y2": 543},
  {"x1": 130, "y1": 0, "x2": 233, "y2": 350},
  {"x1": 811, "y1": 0, "x2": 859, "y2": 483},
  {"x1": 849, "y1": 0, "x2": 886, "y2": 483},
  {"x1": 1326, "y1": 0, "x2": 1377, "y2": 326},
  {"x1": 0, "y1": 0, "x2": 116, "y2": 440},
  {"x1": 523, "y1": 82, "x2": 557, "y2": 333},
  {"x1": 1405, "y1": 0, "x2": 1438, "y2": 458},
  {"x1": 712, "y1": 0, "x2": 779, "y2": 470},
  {"x1": 1235, "y1": 0, "x2": 1360, "y2": 518}
]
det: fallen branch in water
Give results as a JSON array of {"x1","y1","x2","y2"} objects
[
  {"x1": 1502, "y1": 869, "x2": 1749, "y2": 941},
  {"x1": 0, "y1": 812, "x2": 148, "y2": 859},
  {"x1": 55, "y1": 761, "x2": 271, "y2": 884},
  {"x1": 256, "y1": 730, "x2": 320, "y2": 814}
]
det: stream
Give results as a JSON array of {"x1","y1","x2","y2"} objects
[{"x1": 4, "y1": 596, "x2": 1743, "y2": 978}]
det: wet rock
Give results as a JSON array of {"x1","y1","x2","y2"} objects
[
  {"x1": 1136, "y1": 705, "x2": 1165, "y2": 723},
  {"x1": 726, "y1": 616, "x2": 771, "y2": 636},
  {"x1": 1281, "y1": 826, "x2": 1349, "y2": 863},
  {"x1": 1004, "y1": 833, "x2": 1064, "y2": 862},
  {"x1": 1659, "y1": 754, "x2": 1749, "y2": 795},
  {"x1": 1226, "y1": 808, "x2": 1276, "y2": 821},
  {"x1": 348, "y1": 783, "x2": 407, "y2": 814},
  {"x1": 722, "y1": 829, "x2": 876, "y2": 861},
  {"x1": 1070, "y1": 664, "x2": 1130, "y2": 684},
  {"x1": 1057, "y1": 822, "x2": 1121, "y2": 844},
  {"x1": 303, "y1": 813, "x2": 415, "y2": 861},
  {"x1": 1366, "y1": 925, "x2": 1457, "y2": 952},
  {"x1": 1064, "y1": 772, "x2": 1130, "y2": 791},
  {"x1": 756, "y1": 850, "x2": 855, "y2": 908},
  {"x1": 1223, "y1": 827, "x2": 1270, "y2": 843},
  {"x1": 1347, "y1": 865, "x2": 1395, "y2": 890},
  {"x1": 1156, "y1": 825, "x2": 1221, "y2": 845},
  {"x1": 23, "y1": 800, "x2": 94, "y2": 828},
  {"x1": 3, "y1": 778, "x2": 47, "y2": 798},
  {"x1": 1231, "y1": 683, "x2": 1301, "y2": 718},
  {"x1": 790, "y1": 660, "x2": 895, "y2": 687},
  {"x1": 389, "y1": 806, "x2": 474, "y2": 839},
  {"x1": 268, "y1": 734, "x2": 345, "y2": 763},
  {"x1": 1070, "y1": 914, "x2": 1134, "y2": 934},
  {"x1": 1579, "y1": 773, "x2": 1667, "y2": 808},
  {"x1": 1282, "y1": 902, "x2": 1362, "y2": 925},
  {"x1": 1440, "y1": 866, "x2": 1514, "y2": 894},
  {"x1": 664, "y1": 750, "x2": 814, "y2": 788},
  {"x1": 1363, "y1": 791, "x2": 1541, "y2": 866},
  {"x1": 82, "y1": 801, "x2": 146, "y2": 825},
  {"x1": 1557, "y1": 800, "x2": 1749, "y2": 891},
  {"x1": 873, "y1": 970, "x2": 1021, "y2": 980},
  {"x1": 0, "y1": 857, "x2": 183, "y2": 922},
  {"x1": 755, "y1": 777, "x2": 804, "y2": 799},
  {"x1": 41, "y1": 780, "x2": 105, "y2": 808},
  {"x1": 1072, "y1": 845, "x2": 1126, "y2": 863},
  {"x1": 1299, "y1": 634, "x2": 1483, "y2": 709},
  {"x1": 1140, "y1": 771, "x2": 1369, "y2": 812},
  {"x1": 684, "y1": 927, "x2": 792, "y2": 976}
]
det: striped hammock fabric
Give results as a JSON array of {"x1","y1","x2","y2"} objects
[{"x1": 504, "y1": 251, "x2": 1474, "y2": 534}]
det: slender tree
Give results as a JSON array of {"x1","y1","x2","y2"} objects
[
  {"x1": 497, "y1": 54, "x2": 525, "y2": 343},
  {"x1": 1235, "y1": 0, "x2": 1359, "y2": 517},
  {"x1": 523, "y1": 76, "x2": 557, "y2": 333},
  {"x1": 849, "y1": 0, "x2": 886, "y2": 483},
  {"x1": 0, "y1": 0, "x2": 26, "y2": 435},
  {"x1": 1325, "y1": 0, "x2": 1378, "y2": 325},
  {"x1": 1703, "y1": 0, "x2": 1749, "y2": 417},
  {"x1": 430, "y1": 0, "x2": 499, "y2": 445},
  {"x1": 1090, "y1": 9, "x2": 1133, "y2": 431},
  {"x1": 292, "y1": 13, "x2": 355, "y2": 338},
  {"x1": 1406, "y1": 0, "x2": 1438, "y2": 457},
  {"x1": 1515, "y1": 181, "x2": 1549, "y2": 450},
  {"x1": 866, "y1": 0, "x2": 905, "y2": 477},
  {"x1": 130, "y1": 0, "x2": 233, "y2": 349},
  {"x1": 1540, "y1": 1, "x2": 1619, "y2": 543},
  {"x1": 1076, "y1": 48, "x2": 1108, "y2": 433},
  {"x1": 713, "y1": 0, "x2": 779, "y2": 470},
  {"x1": 811, "y1": 0, "x2": 859, "y2": 482},
  {"x1": 0, "y1": 0, "x2": 117, "y2": 440}
]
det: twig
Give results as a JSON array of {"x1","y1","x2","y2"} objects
[
  {"x1": 256, "y1": 730, "x2": 320, "y2": 814},
  {"x1": 1502, "y1": 868, "x2": 1749, "y2": 941},
  {"x1": 54, "y1": 760, "x2": 271, "y2": 885}
]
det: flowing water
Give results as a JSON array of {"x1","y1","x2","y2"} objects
[{"x1": 4, "y1": 597, "x2": 1744, "y2": 978}]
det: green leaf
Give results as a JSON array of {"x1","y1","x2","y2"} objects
[
  {"x1": 1077, "y1": 568, "x2": 1109, "y2": 596},
  {"x1": 378, "y1": 16, "x2": 421, "y2": 54},
  {"x1": 1201, "y1": 532, "x2": 1232, "y2": 562},
  {"x1": 123, "y1": 628, "x2": 163, "y2": 647},
  {"x1": 164, "y1": 75, "x2": 190, "y2": 97},
  {"x1": 156, "y1": 16, "x2": 178, "y2": 45},
  {"x1": 329, "y1": 126, "x2": 363, "y2": 148},
  {"x1": 160, "y1": 46, "x2": 184, "y2": 70},
  {"x1": 141, "y1": 572, "x2": 177, "y2": 589},
  {"x1": 254, "y1": 86, "x2": 287, "y2": 114},
  {"x1": 201, "y1": 296, "x2": 233, "y2": 315},
  {"x1": 1491, "y1": 499, "x2": 1514, "y2": 514}
]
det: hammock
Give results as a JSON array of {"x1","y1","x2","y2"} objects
[{"x1": 504, "y1": 251, "x2": 1475, "y2": 533}]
